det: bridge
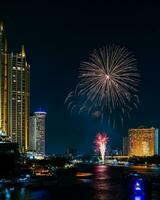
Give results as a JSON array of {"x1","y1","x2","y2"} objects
[{"x1": 106, "y1": 155, "x2": 129, "y2": 160}]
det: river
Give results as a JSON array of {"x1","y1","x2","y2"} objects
[{"x1": 2, "y1": 165, "x2": 160, "y2": 200}]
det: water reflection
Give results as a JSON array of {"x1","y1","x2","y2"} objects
[
  {"x1": 129, "y1": 170, "x2": 154, "y2": 200},
  {"x1": 131, "y1": 179, "x2": 145, "y2": 200},
  {"x1": 132, "y1": 195, "x2": 144, "y2": 200},
  {"x1": 93, "y1": 165, "x2": 111, "y2": 200},
  {"x1": 92, "y1": 165, "x2": 148, "y2": 200},
  {"x1": 1, "y1": 165, "x2": 160, "y2": 200},
  {"x1": 5, "y1": 188, "x2": 11, "y2": 199}
]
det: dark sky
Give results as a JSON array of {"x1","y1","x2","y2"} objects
[{"x1": 1, "y1": 1, "x2": 160, "y2": 154}]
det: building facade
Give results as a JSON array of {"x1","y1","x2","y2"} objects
[
  {"x1": 0, "y1": 22, "x2": 30, "y2": 151},
  {"x1": 29, "y1": 111, "x2": 46, "y2": 155},
  {"x1": 7, "y1": 47, "x2": 30, "y2": 151},
  {"x1": 128, "y1": 127, "x2": 159, "y2": 156},
  {"x1": 0, "y1": 22, "x2": 8, "y2": 134}
]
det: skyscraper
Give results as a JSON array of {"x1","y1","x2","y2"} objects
[
  {"x1": 29, "y1": 111, "x2": 46, "y2": 155},
  {"x1": 7, "y1": 46, "x2": 30, "y2": 151},
  {"x1": 128, "y1": 127, "x2": 159, "y2": 156},
  {"x1": 0, "y1": 22, "x2": 8, "y2": 134},
  {"x1": 0, "y1": 22, "x2": 30, "y2": 152}
]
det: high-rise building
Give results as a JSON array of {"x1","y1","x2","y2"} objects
[
  {"x1": 128, "y1": 127, "x2": 159, "y2": 156},
  {"x1": 29, "y1": 111, "x2": 46, "y2": 155},
  {"x1": 0, "y1": 22, "x2": 8, "y2": 134},
  {"x1": 7, "y1": 46, "x2": 30, "y2": 151},
  {"x1": 0, "y1": 22, "x2": 30, "y2": 152}
]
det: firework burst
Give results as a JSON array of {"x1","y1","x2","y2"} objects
[
  {"x1": 95, "y1": 133, "x2": 109, "y2": 164},
  {"x1": 65, "y1": 45, "x2": 140, "y2": 126}
]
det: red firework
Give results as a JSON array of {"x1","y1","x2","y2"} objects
[
  {"x1": 95, "y1": 133, "x2": 109, "y2": 150},
  {"x1": 95, "y1": 133, "x2": 109, "y2": 163}
]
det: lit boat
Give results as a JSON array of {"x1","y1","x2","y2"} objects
[{"x1": 76, "y1": 172, "x2": 93, "y2": 177}]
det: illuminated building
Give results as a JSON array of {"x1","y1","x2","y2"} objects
[
  {"x1": 0, "y1": 22, "x2": 8, "y2": 134},
  {"x1": 128, "y1": 127, "x2": 159, "y2": 156},
  {"x1": 29, "y1": 111, "x2": 46, "y2": 155},
  {"x1": 7, "y1": 46, "x2": 30, "y2": 152},
  {"x1": 0, "y1": 22, "x2": 30, "y2": 152}
]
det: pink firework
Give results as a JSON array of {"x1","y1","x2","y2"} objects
[{"x1": 95, "y1": 133, "x2": 109, "y2": 163}]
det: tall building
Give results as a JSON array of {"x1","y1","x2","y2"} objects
[
  {"x1": 128, "y1": 127, "x2": 159, "y2": 156},
  {"x1": 0, "y1": 22, "x2": 30, "y2": 152},
  {"x1": 29, "y1": 111, "x2": 46, "y2": 155},
  {"x1": 7, "y1": 46, "x2": 30, "y2": 151},
  {"x1": 0, "y1": 22, "x2": 8, "y2": 134}
]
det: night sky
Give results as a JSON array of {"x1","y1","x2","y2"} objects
[{"x1": 1, "y1": 1, "x2": 160, "y2": 154}]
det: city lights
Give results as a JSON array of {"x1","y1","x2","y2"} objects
[{"x1": 0, "y1": 2, "x2": 160, "y2": 199}]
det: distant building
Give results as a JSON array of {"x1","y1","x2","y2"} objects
[
  {"x1": 123, "y1": 137, "x2": 128, "y2": 156},
  {"x1": 65, "y1": 146, "x2": 77, "y2": 158},
  {"x1": 29, "y1": 111, "x2": 46, "y2": 155},
  {"x1": 111, "y1": 149, "x2": 122, "y2": 156},
  {"x1": 128, "y1": 127, "x2": 159, "y2": 156}
]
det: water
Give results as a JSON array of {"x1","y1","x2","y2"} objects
[{"x1": 2, "y1": 165, "x2": 160, "y2": 200}]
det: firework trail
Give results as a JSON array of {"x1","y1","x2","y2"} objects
[
  {"x1": 65, "y1": 45, "x2": 140, "y2": 126},
  {"x1": 95, "y1": 133, "x2": 109, "y2": 164}
]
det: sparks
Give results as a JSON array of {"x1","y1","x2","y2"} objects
[
  {"x1": 65, "y1": 45, "x2": 140, "y2": 126},
  {"x1": 95, "y1": 133, "x2": 109, "y2": 164}
]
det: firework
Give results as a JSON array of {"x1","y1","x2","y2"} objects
[
  {"x1": 95, "y1": 133, "x2": 109, "y2": 164},
  {"x1": 65, "y1": 45, "x2": 139, "y2": 126}
]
